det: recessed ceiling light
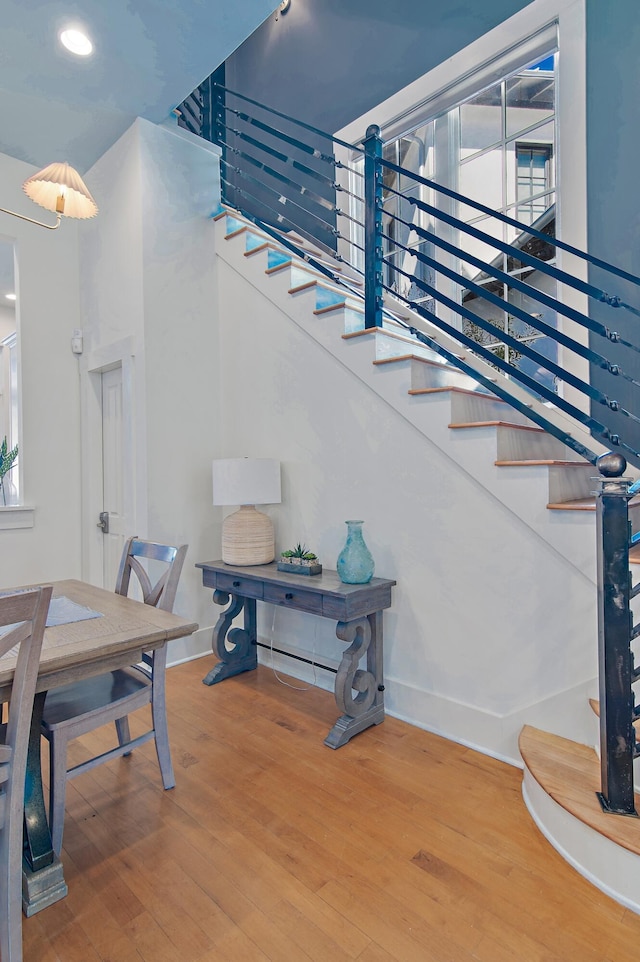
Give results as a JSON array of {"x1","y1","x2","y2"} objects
[
  {"x1": 59, "y1": 28, "x2": 93, "y2": 57},
  {"x1": 5, "y1": 294, "x2": 16, "y2": 301}
]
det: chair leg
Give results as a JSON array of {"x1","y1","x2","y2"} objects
[
  {"x1": 151, "y1": 680, "x2": 175, "y2": 790},
  {"x1": 48, "y1": 731, "x2": 70, "y2": 857},
  {"x1": 115, "y1": 716, "x2": 132, "y2": 755}
]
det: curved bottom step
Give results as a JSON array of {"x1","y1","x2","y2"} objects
[{"x1": 519, "y1": 725, "x2": 640, "y2": 915}]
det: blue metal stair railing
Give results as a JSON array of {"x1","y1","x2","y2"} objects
[{"x1": 208, "y1": 83, "x2": 640, "y2": 815}]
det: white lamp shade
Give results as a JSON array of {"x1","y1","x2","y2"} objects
[
  {"x1": 22, "y1": 161, "x2": 98, "y2": 219},
  {"x1": 212, "y1": 458, "x2": 281, "y2": 506}
]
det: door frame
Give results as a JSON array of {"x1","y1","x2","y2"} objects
[{"x1": 80, "y1": 336, "x2": 143, "y2": 586}]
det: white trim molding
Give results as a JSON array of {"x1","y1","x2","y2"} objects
[{"x1": 0, "y1": 505, "x2": 34, "y2": 529}]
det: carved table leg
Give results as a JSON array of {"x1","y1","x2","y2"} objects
[
  {"x1": 202, "y1": 590, "x2": 257, "y2": 686},
  {"x1": 22, "y1": 691, "x2": 68, "y2": 915},
  {"x1": 325, "y1": 610, "x2": 385, "y2": 749}
]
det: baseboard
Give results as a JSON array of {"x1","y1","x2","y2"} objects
[
  {"x1": 385, "y1": 676, "x2": 596, "y2": 766},
  {"x1": 167, "y1": 626, "x2": 212, "y2": 668}
]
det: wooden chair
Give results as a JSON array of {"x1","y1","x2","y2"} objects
[
  {"x1": 0, "y1": 585, "x2": 52, "y2": 962},
  {"x1": 41, "y1": 538, "x2": 188, "y2": 856}
]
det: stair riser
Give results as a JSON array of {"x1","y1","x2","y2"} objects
[
  {"x1": 494, "y1": 425, "x2": 586, "y2": 462},
  {"x1": 373, "y1": 331, "x2": 439, "y2": 362},
  {"x1": 547, "y1": 464, "x2": 600, "y2": 503},
  {"x1": 449, "y1": 391, "x2": 534, "y2": 427},
  {"x1": 410, "y1": 359, "x2": 479, "y2": 392}
]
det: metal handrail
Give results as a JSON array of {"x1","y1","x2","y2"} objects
[{"x1": 214, "y1": 88, "x2": 640, "y2": 463}]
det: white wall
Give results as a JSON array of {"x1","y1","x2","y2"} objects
[
  {"x1": 79, "y1": 119, "x2": 222, "y2": 661},
  {"x1": 0, "y1": 151, "x2": 83, "y2": 585}
]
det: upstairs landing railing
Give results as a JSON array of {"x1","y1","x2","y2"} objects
[{"x1": 200, "y1": 82, "x2": 640, "y2": 817}]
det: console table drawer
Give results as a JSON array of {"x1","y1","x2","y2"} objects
[
  {"x1": 216, "y1": 572, "x2": 264, "y2": 599},
  {"x1": 264, "y1": 582, "x2": 323, "y2": 615}
]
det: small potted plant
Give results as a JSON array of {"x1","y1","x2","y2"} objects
[
  {"x1": 0, "y1": 437, "x2": 18, "y2": 506},
  {"x1": 277, "y1": 542, "x2": 322, "y2": 576}
]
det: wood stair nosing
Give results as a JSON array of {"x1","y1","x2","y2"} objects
[
  {"x1": 224, "y1": 225, "x2": 253, "y2": 241},
  {"x1": 342, "y1": 328, "x2": 376, "y2": 341},
  {"x1": 496, "y1": 459, "x2": 592, "y2": 468},
  {"x1": 245, "y1": 241, "x2": 274, "y2": 258},
  {"x1": 407, "y1": 385, "x2": 515, "y2": 403},
  {"x1": 447, "y1": 420, "x2": 545, "y2": 433},
  {"x1": 340, "y1": 318, "x2": 417, "y2": 341},
  {"x1": 546, "y1": 494, "x2": 640, "y2": 512},
  {"x1": 374, "y1": 354, "x2": 455, "y2": 369},
  {"x1": 313, "y1": 302, "x2": 347, "y2": 316},
  {"x1": 288, "y1": 277, "x2": 359, "y2": 300}
]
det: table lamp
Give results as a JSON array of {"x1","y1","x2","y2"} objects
[{"x1": 212, "y1": 458, "x2": 281, "y2": 565}]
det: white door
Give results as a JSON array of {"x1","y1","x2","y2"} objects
[{"x1": 100, "y1": 365, "x2": 128, "y2": 588}]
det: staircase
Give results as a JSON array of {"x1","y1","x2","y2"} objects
[
  {"x1": 215, "y1": 208, "x2": 638, "y2": 569},
  {"x1": 214, "y1": 204, "x2": 640, "y2": 913}
]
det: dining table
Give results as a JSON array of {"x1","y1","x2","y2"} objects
[{"x1": 0, "y1": 578, "x2": 198, "y2": 917}]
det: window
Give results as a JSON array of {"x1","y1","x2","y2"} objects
[
  {"x1": 516, "y1": 144, "x2": 553, "y2": 224},
  {"x1": 372, "y1": 48, "x2": 558, "y2": 393},
  {"x1": 0, "y1": 239, "x2": 19, "y2": 505}
]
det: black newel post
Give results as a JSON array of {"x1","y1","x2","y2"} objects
[
  {"x1": 596, "y1": 452, "x2": 638, "y2": 816},
  {"x1": 363, "y1": 124, "x2": 383, "y2": 329}
]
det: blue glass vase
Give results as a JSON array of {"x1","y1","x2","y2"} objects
[{"x1": 336, "y1": 520, "x2": 375, "y2": 584}]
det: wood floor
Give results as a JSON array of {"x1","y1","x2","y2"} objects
[{"x1": 24, "y1": 657, "x2": 640, "y2": 962}]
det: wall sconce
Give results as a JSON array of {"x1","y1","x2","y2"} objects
[
  {"x1": 213, "y1": 458, "x2": 281, "y2": 566},
  {"x1": 0, "y1": 161, "x2": 98, "y2": 231},
  {"x1": 276, "y1": 0, "x2": 291, "y2": 16}
]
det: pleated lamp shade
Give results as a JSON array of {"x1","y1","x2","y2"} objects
[
  {"x1": 213, "y1": 458, "x2": 281, "y2": 566},
  {"x1": 22, "y1": 162, "x2": 98, "y2": 219}
]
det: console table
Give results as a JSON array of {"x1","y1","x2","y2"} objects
[{"x1": 196, "y1": 560, "x2": 396, "y2": 748}]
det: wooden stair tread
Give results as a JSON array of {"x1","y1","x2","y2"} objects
[
  {"x1": 313, "y1": 303, "x2": 347, "y2": 316},
  {"x1": 589, "y1": 697, "x2": 640, "y2": 732},
  {"x1": 447, "y1": 420, "x2": 544, "y2": 433},
  {"x1": 288, "y1": 278, "x2": 357, "y2": 299},
  {"x1": 547, "y1": 498, "x2": 596, "y2": 511},
  {"x1": 374, "y1": 355, "x2": 455, "y2": 368},
  {"x1": 342, "y1": 328, "x2": 375, "y2": 340},
  {"x1": 547, "y1": 495, "x2": 640, "y2": 511},
  {"x1": 496, "y1": 459, "x2": 590, "y2": 467},
  {"x1": 406, "y1": 385, "x2": 516, "y2": 404},
  {"x1": 519, "y1": 725, "x2": 640, "y2": 856},
  {"x1": 375, "y1": 354, "x2": 437, "y2": 366}
]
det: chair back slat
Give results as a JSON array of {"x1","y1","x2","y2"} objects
[
  {"x1": 115, "y1": 538, "x2": 188, "y2": 612},
  {"x1": 0, "y1": 620, "x2": 30, "y2": 660},
  {"x1": 127, "y1": 556, "x2": 155, "y2": 604}
]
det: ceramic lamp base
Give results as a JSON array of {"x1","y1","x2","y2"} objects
[{"x1": 221, "y1": 505, "x2": 275, "y2": 566}]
